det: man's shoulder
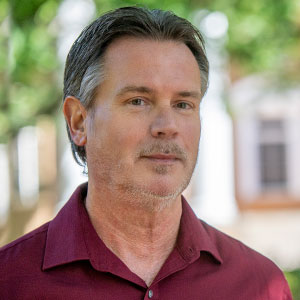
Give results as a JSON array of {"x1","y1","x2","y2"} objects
[
  {"x1": 195, "y1": 219, "x2": 292, "y2": 299},
  {"x1": 0, "y1": 221, "x2": 49, "y2": 252},
  {"x1": 0, "y1": 222, "x2": 49, "y2": 272},
  {"x1": 199, "y1": 219, "x2": 283, "y2": 274}
]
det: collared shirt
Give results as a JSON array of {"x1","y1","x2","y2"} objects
[{"x1": 0, "y1": 183, "x2": 292, "y2": 299}]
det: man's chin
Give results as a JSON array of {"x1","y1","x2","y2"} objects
[
  {"x1": 115, "y1": 174, "x2": 192, "y2": 210},
  {"x1": 138, "y1": 189, "x2": 181, "y2": 212},
  {"x1": 133, "y1": 181, "x2": 188, "y2": 210}
]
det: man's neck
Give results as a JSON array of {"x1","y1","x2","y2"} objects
[{"x1": 85, "y1": 182, "x2": 182, "y2": 286}]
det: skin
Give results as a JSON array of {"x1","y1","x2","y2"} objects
[{"x1": 63, "y1": 37, "x2": 202, "y2": 286}]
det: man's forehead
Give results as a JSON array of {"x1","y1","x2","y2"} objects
[
  {"x1": 93, "y1": 36, "x2": 202, "y2": 101},
  {"x1": 103, "y1": 36, "x2": 195, "y2": 64},
  {"x1": 102, "y1": 37, "x2": 201, "y2": 78}
]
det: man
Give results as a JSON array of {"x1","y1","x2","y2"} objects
[{"x1": 0, "y1": 6, "x2": 292, "y2": 299}]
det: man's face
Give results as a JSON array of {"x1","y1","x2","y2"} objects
[{"x1": 85, "y1": 37, "x2": 202, "y2": 207}]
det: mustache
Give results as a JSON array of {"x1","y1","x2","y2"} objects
[{"x1": 138, "y1": 142, "x2": 187, "y2": 161}]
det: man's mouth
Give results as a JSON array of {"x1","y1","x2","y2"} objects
[
  {"x1": 138, "y1": 142, "x2": 187, "y2": 164},
  {"x1": 141, "y1": 153, "x2": 180, "y2": 163}
]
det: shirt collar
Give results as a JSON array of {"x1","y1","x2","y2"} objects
[
  {"x1": 176, "y1": 196, "x2": 223, "y2": 265},
  {"x1": 43, "y1": 182, "x2": 145, "y2": 285},
  {"x1": 43, "y1": 183, "x2": 223, "y2": 271},
  {"x1": 43, "y1": 183, "x2": 90, "y2": 270}
]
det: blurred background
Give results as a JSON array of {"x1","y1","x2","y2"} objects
[{"x1": 0, "y1": 0, "x2": 300, "y2": 297}]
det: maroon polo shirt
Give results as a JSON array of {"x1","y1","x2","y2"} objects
[{"x1": 0, "y1": 183, "x2": 292, "y2": 299}]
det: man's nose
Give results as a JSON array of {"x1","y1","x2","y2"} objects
[{"x1": 150, "y1": 107, "x2": 178, "y2": 138}]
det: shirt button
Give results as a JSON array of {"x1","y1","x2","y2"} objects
[{"x1": 148, "y1": 289, "x2": 153, "y2": 298}]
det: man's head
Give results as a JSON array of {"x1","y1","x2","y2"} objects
[{"x1": 63, "y1": 6, "x2": 209, "y2": 168}]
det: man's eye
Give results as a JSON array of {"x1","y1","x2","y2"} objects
[
  {"x1": 129, "y1": 98, "x2": 145, "y2": 106},
  {"x1": 176, "y1": 102, "x2": 191, "y2": 109}
]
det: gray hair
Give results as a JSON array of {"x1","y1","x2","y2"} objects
[{"x1": 63, "y1": 6, "x2": 209, "y2": 168}]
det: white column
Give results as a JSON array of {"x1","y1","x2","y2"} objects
[
  {"x1": 190, "y1": 11, "x2": 238, "y2": 226},
  {"x1": 17, "y1": 126, "x2": 39, "y2": 207},
  {"x1": 0, "y1": 144, "x2": 10, "y2": 226}
]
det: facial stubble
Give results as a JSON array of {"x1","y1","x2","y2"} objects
[{"x1": 113, "y1": 142, "x2": 198, "y2": 212}]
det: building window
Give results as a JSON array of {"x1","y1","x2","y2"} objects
[{"x1": 259, "y1": 119, "x2": 287, "y2": 191}]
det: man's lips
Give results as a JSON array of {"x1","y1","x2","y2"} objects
[
  {"x1": 141, "y1": 153, "x2": 180, "y2": 163},
  {"x1": 138, "y1": 143, "x2": 187, "y2": 163}
]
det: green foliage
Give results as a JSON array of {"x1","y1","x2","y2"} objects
[
  {"x1": 93, "y1": 0, "x2": 191, "y2": 19},
  {"x1": 0, "y1": 0, "x2": 61, "y2": 142},
  {"x1": 285, "y1": 269, "x2": 300, "y2": 300},
  {"x1": 200, "y1": 0, "x2": 300, "y2": 81},
  {"x1": 11, "y1": 0, "x2": 52, "y2": 26}
]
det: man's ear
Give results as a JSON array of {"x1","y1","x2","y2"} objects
[{"x1": 63, "y1": 96, "x2": 87, "y2": 146}]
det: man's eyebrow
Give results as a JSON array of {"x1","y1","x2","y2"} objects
[
  {"x1": 176, "y1": 90, "x2": 202, "y2": 99},
  {"x1": 116, "y1": 86, "x2": 154, "y2": 96},
  {"x1": 116, "y1": 85, "x2": 201, "y2": 99}
]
